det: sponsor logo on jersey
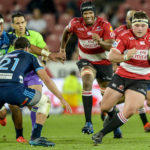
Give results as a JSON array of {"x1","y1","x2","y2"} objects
[
  {"x1": 139, "y1": 41, "x2": 145, "y2": 45},
  {"x1": 133, "y1": 49, "x2": 148, "y2": 60},
  {"x1": 77, "y1": 28, "x2": 84, "y2": 31},
  {"x1": 79, "y1": 39, "x2": 100, "y2": 48},
  {"x1": 87, "y1": 32, "x2": 92, "y2": 35},
  {"x1": 0, "y1": 73, "x2": 13, "y2": 79}
]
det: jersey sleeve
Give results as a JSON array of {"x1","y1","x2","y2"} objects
[
  {"x1": 31, "y1": 55, "x2": 44, "y2": 72},
  {"x1": 67, "y1": 18, "x2": 77, "y2": 33},
  {"x1": 30, "y1": 31, "x2": 46, "y2": 48},
  {"x1": 102, "y1": 21, "x2": 115, "y2": 40},
  {"x1": 112, "y1": 36, "x2": 126, "y2": 54}
]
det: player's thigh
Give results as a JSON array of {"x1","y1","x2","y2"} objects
[
  {"x1": 146, "y1": 90, "x2": 150, "y2": 106},
  {"x1": 123, "y1": 89, "x2": 145, "y2": 116},
  {"x1": 28, "y1": 84, "x2": 42, "y2": 93},
  {"x1": 101, "y1": 87, "x2": 123, "y2": 111}
]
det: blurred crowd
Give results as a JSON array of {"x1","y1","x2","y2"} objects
[{"x1": 0, "y1": 0, "x2": 150, "y2": 60}]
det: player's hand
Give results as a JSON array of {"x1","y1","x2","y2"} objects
[
  {"x1": 60, "y1": 48, "x2": 66, "y2": 63},
  {"x1": 92, "y1": 33, "x2": 102, "y2": 44},
  {"x1": 48, "y1": 52, "x2": 65, "y2": 63},
  {"x1": 125, "y1": 48, "x2": 136, "y2": 60},
  {"x1": 60, "y1": 99, "x2": 72, "y2": 113}
]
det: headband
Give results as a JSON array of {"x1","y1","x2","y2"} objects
[{"x1": 132, "y1": 19, "x2": 148, "y2": 25}]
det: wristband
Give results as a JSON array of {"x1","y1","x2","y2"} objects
[
  {"x1": 41, "y1": 49, "x2": 51, "y2": 57},
  {"x1": 124, "y1": 54, "x2": 128, "y2": 61}
]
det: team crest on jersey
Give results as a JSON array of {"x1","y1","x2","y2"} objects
[{"x1": 112, "y1": 39, "x2": 120, "y2": 48}]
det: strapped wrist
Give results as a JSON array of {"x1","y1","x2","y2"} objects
[
  {"x1": 124, "y1": 54, "x2": 128, "y2": 61},
  {"x1": 41, "y1": 49, "x2": 51, "y2": 57}
]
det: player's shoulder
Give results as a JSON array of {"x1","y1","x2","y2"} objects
[
  {"x1": 118, "y1": 29, "x2": 133, "y2": 39},
  {"x1": 28, "y1": 30, "x2": 41, "y2": 36},
  {"x1": 96, "y1": 16, "x2": 111, "y2": 25},
  {"x1": 70, "y1": 17, "x2": 83, "y2": 24},
  {"x1": 115, "y1": 25, "x2": 127, "y2": 33}
]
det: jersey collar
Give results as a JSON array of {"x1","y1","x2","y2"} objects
[
  {"x1": 82, "y1": 16, "x2": 97, "y2": 29},
  {"x1": 12, "y1": 28, "x2": 30, "y2": 36}
]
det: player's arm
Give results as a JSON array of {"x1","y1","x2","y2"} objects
[
  {"x1": 37, "y1": 68, "x2": 72, "y2": 113},
  {"x1": 29, "y1": 45, "x2": 65, "y2": 62},
  {"x1": 60, "y1": 26, "x2": 72, "y2": 52},
  {"x1": 108, "y1": 48, "x2": 136, "y2": 63},
  {"x1": 92, "y1": 33, "x2": 114, "y2": 51}
]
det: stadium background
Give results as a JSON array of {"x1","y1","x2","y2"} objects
[{"x1": 1, "y1": 0, "x2": 150, "y2": 114}]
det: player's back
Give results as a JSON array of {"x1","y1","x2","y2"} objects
[{"x1": 0, "y1": 50, "x2": 40, "y2": 84}]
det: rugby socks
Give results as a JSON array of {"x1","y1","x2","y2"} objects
[
  {"x1": 30, "y1": 107, "x2": 38, "y2": 131},
  {"x1": 107, "y1": 106, "x2": 117, "y2": 118},
  {"x1": 138, "y1": 107, "x2": 148, "y2": 125},
  {"x1": 31, "y1": 123, "x2": 43, "y2": 140},
  {"x1": 16, "y1": 128, "x2": 23, "y2": 139},
  {"x1": 101, "y1": 112, "x2": 128, "y2": 136},
  {"x1": 82, "y1": 91, "x2": 93, "y2": 123}
]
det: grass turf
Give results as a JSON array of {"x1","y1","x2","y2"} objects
[{"x1": 0, "y1": 114, "x2": 150, "y2": 150}]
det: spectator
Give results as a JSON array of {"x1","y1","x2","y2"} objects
[{"x1": 27, "y1": 8, "x2": 47, "y2": 36}]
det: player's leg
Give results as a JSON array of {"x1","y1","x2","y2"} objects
[
  {"x1": 81, "y1": 66, "x2": 96, "y2": 134},
  {"x1": 24, "y1": 72, "x2": 43, "y2": 131},
  {"x1": 96, "y1": 64, "x2": 122, "y2": 138},
  {"x1": 0, "y1": 105, "x2": 7, "y2": 126},
  {"x1": 9, "y1": 104, "x2": 27, "y2": 143},
  {"x1": 27, "y1": 91, "x2": 54, "y2": 147},
  {"x1": 144, "y1": 89, "x2": 150, "y2": 131},
  {"x1": 77, "y1": 60, "x2": 96, "y2": 134},
  {"x1": 28, "y1": 84, "x2": 42, "y2": 131},
  {"x1": 138, "y1": 107, "x2": 150, "y2": 132},
  {"x1": 92, "y1": 89, "x2": 144, "y2": 144}
]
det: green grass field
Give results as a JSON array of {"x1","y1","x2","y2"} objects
[{"x1": 0, "y1": 114, "x2": 150, "y2": 150}]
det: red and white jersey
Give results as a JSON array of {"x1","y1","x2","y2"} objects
[
  {"x1": 114, "y1": 24, "x2": 127, "y2": 39},
  {"x1": 112, "y1": 29, "x2": 150, "y2": 80},
  {"x1": 67, "y1": 16, "x2": 115, "y2": 65}
]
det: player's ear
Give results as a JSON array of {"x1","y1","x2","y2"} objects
[{"x1": 11, "y1": 22, "x2": 14, "y2": 29}]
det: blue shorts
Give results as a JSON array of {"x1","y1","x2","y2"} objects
[
  {"x1": 24, "y1": 71, "x2": 43, "y2": 87},
  {"x1": 0, "y1": 83, "x2": 36, "y2": 109}
]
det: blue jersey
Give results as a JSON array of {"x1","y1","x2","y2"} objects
[
  {"x1": 0, "y1": 50, "x2": 44, "y2": 84},
  {"x1": 0, "y1": 31, "x2": 16, "y2": 55}
]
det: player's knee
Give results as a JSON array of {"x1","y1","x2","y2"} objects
[
  {"x1": 147, "y1": 100, "x2": 150, "y2": 107},
  {"x1": 0, "y1": 106, "x2": 7, "y2": 119},
  {"x1": 35, "y1": 94, "x2": 50, "y2": 117},
  {"x1": 81, "y1": 68, "x2": 95, "y2": 79},
  {"x1": 100, "y1": 102, "x2": 110, "y2": 112},
  {"x1": 124, "y1": 107, "x2": 136, "y2": 117},
  {"x1": 9, "y1": 105, "x2": 21, "y2": 114}
]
